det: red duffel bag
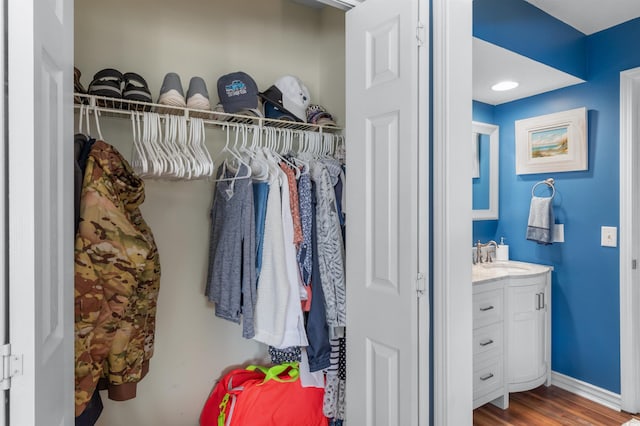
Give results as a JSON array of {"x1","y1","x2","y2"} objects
[{"x1": 200, "y1": 362, "x2": 327, "y2": 426}]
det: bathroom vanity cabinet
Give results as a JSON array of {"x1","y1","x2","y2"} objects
[
  {"x1": 507, "y1": 274, "x2": 551, "y2": 392},
  {"x1": 473, "y1": 280, "x2": 507, "y2": 409},
  {"x1": 472, "y1": 261, "x2": 552, "y2": 410}
]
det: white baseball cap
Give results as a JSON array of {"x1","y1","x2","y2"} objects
[{"x1": 260, "y1": 75, "x2": 311, "y2": 122}]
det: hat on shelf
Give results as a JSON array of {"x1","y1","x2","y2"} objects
[
  {"x1": 306, "y1": 104, "x2": 337, "y2": 127},
  {"x1": 264, "y1": 100, "x2": 298, "y2": 122},
  {"x1": 217, "y1": 71, "x2": 260, "y2": 114},
  {"x1": 213, "y1": 102, "x2": 264, "y2": 121},
  {"x1": 260, "y1": 75, "x2": 311, "y2": 123}
]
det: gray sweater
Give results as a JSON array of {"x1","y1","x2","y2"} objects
[{"x1": 205, "y1": 163, "x2": 256, "y2": 338}]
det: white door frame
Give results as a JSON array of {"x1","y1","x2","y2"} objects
[
  {"x1": 432, "y1": 0, "x2": 474, "y2": 424},
  {"x1": 619, "y1": 66, "x2": 640, "y2": 413},
  {"x1": 0, "y1": 0, "x2": 7, "y2": 423}
]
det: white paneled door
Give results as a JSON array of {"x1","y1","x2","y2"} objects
[
  {"x1": 7, "y1": 0, "x2": 74, "y2": 424},
  {"x1": 345, "y1": 0, "x2": 428, "y2": 424}
]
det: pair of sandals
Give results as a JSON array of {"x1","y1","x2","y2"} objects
[{"x1": 87, "y1": 68, "x2": 152, "y2": 111}]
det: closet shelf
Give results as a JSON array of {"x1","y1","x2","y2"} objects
[{"x1": 74, "y1": 93, "x2": 342, "y2": 133}]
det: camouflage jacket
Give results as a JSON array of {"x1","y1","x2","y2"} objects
[{"x1": 74, "y1": 140, "x2": 160, "y2": 416}]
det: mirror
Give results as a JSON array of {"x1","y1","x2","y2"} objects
[{"x1": 472, "y1": 121, "x2": 499, "y2": 220}]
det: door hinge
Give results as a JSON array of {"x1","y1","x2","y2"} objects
[
  {"x1": 633, "y1": 259, "x2": 637, "y2": 270},
  {"x1": 416, "y1": 272, "x2": 426, "y2": 297},
  {"x1": 1, "y1": 343, "x2": 23, "y2": 390},
  {"x1": 416, "y1": 21, "x2": 426, "y2": 47}
]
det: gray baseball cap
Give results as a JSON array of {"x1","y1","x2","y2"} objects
[{"x1": 217, "y1": 71, "x2": 260, "y2": 113}]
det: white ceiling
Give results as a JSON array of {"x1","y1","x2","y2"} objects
[
  {"x1": 474, "y1": 1, "x2": 640, "y2": 105},
  {"x1": 525, "y1": 0, "x2": 640, "y2": 35},
  {"x1": 472, "y1": 38, "x2": 584, "y2": 105}
]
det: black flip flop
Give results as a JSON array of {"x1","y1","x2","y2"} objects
[
  {"x1": 88, "y1": 68, "x2": 123, "y2": 107},
  {"x1": 123, "y1": 72, "x2": 152, "y2": 111}
]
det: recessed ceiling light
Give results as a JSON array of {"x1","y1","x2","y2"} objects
[{"x1": 491, "y1": 80, "x2": 519, "y2": 91}]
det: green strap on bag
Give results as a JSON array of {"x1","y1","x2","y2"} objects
[
  {"x1": 217, "y1": 363, "x2": 300, "y2": 426},
  {"x1": 218, "y1": 394, "x2": 230, "y2": 426},
  {"x1": 246, "y1": 362, "x2": 299, "y2": 384}
]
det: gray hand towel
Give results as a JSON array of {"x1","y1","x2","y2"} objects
[{"x1": 526, "y1": 196, "x2": 554, "y2": 245}]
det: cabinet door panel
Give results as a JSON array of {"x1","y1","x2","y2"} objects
[{"x1": 507, "y1": 281, "x2": 546, "y2": 385}]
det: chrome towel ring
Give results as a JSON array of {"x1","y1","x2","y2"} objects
[{"x1": 532, "y1": 178, "x2": 556, "y2": 198}]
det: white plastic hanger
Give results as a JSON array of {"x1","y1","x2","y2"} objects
[
  {"x1": 162, "y1": 114, "x2": 183, "y2": 178},
  {"x1": 244, "y1": 125, "x2": 269, "y2": 181},
  {"x1": 187, "y1": 116, "x2": 204, "y2": 178},
  {"x1": 177, "y1": 115, "x2": 197, "y2": 179},
  {"x1": 194, "y1": 117, "x2": 214, "y2": 177},
  {"x1": 77, "y1": 103, "x2": 85, "y2": 135},
  {"x1": 130, "y1": 111, "x2": 148, "y2": 176},
  {"x1": 141, "y1": 112, "x2": 163, "y2": 176},
  {"x1": 211, "y1": 123, "x2": 251, "y2": 182},
  {"x1": 90, "y1": 104, "x2": 104, "y2": 141}
]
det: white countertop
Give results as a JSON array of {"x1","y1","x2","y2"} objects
[{"x1": 472, "y1": 260, "x2": 553, "y2": 284}]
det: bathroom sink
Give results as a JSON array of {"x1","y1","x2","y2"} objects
[
  {"x1": 472, "y1": 260, "x2": 552, "y2": 283},
  {"x1": 477, "y1": 262, "x2": 531, "y2": 273}
]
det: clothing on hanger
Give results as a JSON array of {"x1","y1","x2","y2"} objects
[
  {"x1": 305, "y1": 179, "x2": 331, "y2": 373},
  {"x1": 297, "y1": 169, "x2": 313, "y2": 288},
  {"x1": 75, "y1": 140, "x2": 161, "y2": 417},
  {"x1": 205, "y1": 162, "x2": 257, "y2": 339},
  {"x1": 310, "y1": 161, "x2": 346, "y2": 339}
]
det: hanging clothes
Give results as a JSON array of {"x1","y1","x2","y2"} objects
[
  {"x1": 74, "y1": 140, "x2": 161, "y2": 417},
  {"x1": 74, "y1": 134, "x2": 96, "y2": 232},
  {"x1": 280, "y1": 162, "x2": 303, "y2": 247},
  {"x1": 324, "y1": 337, "x2": 346, "y2": 421},
  {"x1": 310, "y1": 161, "x2": 346, "y2": 338},
  {"x1": 205, "y1": 162, "x2": 257, "y2": 339},
  {"x1": 297, "y1": 169, "x2": 313, "y2": 287},
  {"x1": 253, "y1": 155, "x2": 308, "y2": 348},
  {"x1": 253, "y1": 180, "x2": 269, "y2": 276},
  {"x1": 305, "y1": 179, "x2": 331, "y2": 372}
]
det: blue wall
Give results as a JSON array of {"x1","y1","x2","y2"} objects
[
  {"x1": 476, "y1": 18, "x2": 640, "y2": 394},
  {"x1": 473, "y1": 0, "x2": 587, "y2": 79}
]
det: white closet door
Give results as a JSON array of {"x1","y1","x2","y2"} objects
[
  {"x1": 345, "y1": 0, "x2": 427, "y2": 424},
  {"x1": 7, "y1": 0, "x2": 74, "y2": 424}
]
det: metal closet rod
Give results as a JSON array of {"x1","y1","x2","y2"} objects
[{"x1": 74, "y1": 93, "x2": 343, "y2": 134}]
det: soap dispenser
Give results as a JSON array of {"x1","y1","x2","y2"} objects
[{"x1": 496, "y1": 237, "x2": 509, "y2": 261}]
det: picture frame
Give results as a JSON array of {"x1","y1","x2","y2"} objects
[{"x1": 515, "y1": 107, "x2": 587, "y2": 175}]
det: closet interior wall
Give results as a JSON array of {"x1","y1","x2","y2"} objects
[{"x1": 74, "y1": 1, "x2": 345, "y2": 424}]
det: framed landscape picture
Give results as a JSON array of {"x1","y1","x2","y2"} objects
[{"x1": 515, "y1": 107, "x2": 587, "y2": 175}]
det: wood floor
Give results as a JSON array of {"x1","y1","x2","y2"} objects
[{"x1": 473, "y1": 386, "x2": 637, "y2": 425}]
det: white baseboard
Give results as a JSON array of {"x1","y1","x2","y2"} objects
[{"x1": 551, "y1": 371, "x2": 621, "y2": 411}]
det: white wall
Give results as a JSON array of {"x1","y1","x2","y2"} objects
[{"x1": 74, "y1": 1, "x2": 344, "y2": 424}]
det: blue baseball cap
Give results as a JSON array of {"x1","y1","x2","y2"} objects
[{"x1": 217, "y1": 71, "x2": 259, "y2": 113}]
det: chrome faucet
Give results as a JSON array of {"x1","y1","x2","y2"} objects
[{"x1": 475, "y1": 240, "x2": 498, "y2": 264}]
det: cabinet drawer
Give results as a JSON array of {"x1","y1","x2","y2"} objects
[
  {"x1": 473, "y1": 289, "x2": 503, "y2": 329},
  {"x1": 473, "y1": 322, "x2": 503, "y2": 356},
  {"x1": 473, "y1": 356, "x2": 504, "y2": 400}
]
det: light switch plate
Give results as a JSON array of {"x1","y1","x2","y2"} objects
[
  {"x1": 601, "y1": 226, "x2": 617, "y2": 247},
  {"x1": 553, "y1": 224, "x2": 564, "y2": 242}
]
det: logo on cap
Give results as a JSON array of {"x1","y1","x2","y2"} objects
[{"x1": 225, "y1": 80, "x2": 248, "y2": 98}]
